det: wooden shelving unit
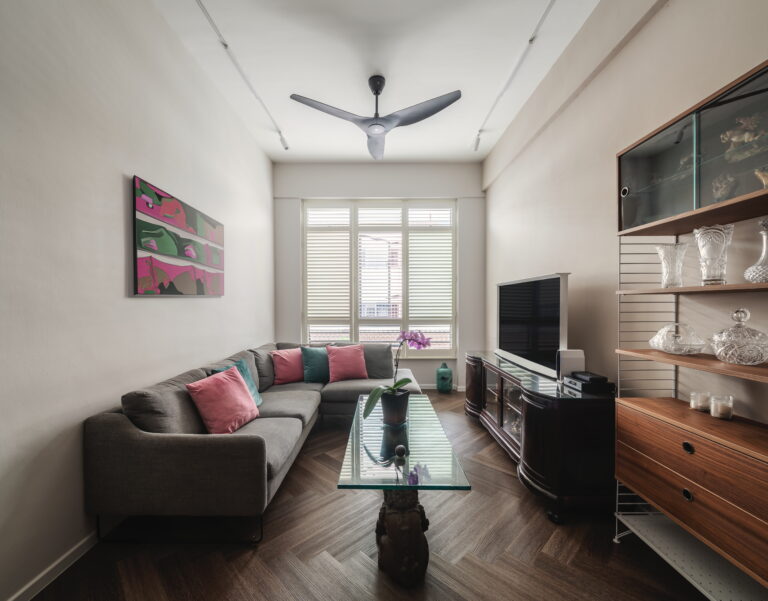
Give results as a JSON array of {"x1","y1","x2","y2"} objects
[
  {"x1": 614, "y1": 60, "x2": 768, "y2": 599},
  {"x1": 618, "y1": 189, "x2": 768, "y2": 237},
  {"x1": 615, "y1": 348, "x2": 768, "y2": 384},
  {"x1": 617, "y1": 283, "x2": 768, "y2": 296}
]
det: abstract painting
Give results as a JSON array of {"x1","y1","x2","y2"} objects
[{"x1": 133, "y1": 176, "x2": 224, "y2": 295}]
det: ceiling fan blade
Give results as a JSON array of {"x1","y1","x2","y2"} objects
[
  {"x1": 290, "y1": 94, "x2": 363, "y2": 124},
  {"x1": 385, "y1": 90, "x2": 461, "y2": 128},
  {"x1": 367, "y1": 134, "x2": 385, "y2": 160}
]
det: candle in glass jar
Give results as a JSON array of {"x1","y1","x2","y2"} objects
[
  {"x1": 689, "y1": 391, "x2": 710, "y2": 411},
  {"x1": 709, "y1": 395, "x2": 734, "y2": 420}
]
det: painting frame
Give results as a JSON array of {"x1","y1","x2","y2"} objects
[{"x1": 133, "y1": 175, "x2": 225, "y2": 296}]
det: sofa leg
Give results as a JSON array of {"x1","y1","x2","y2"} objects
[{"x1": 249, "y1": 515, "x2": 263, "y2": 545}]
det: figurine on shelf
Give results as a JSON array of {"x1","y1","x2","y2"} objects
[
  {"x1": 754, "y1": 167, "x2": 768, "y2": 189},
  {"x1": 721, "y1": 112, "x2": 768, "y2": 162},
  {"x1": 712, "y1": 172, "x2": 737, "y2": 201},
  {"x1": 678, "y1": 152, "x2": 693, "y2": 171}
]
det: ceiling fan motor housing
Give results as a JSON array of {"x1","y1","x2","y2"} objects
[{"x1": 368, "y1": 75, "x2": 386, "y2": 96}]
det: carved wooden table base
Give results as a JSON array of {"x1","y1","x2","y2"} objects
[{"x1": 375, "y1": 489, "x2": 430, "y2": 587}]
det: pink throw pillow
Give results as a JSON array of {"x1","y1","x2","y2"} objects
[
  {"x1": 270, "y1": 348, "x2": 304, "y2": 385},
  {"x1": 186, "y1": 367, "x2": 259, "y2": 434},
  {"x1": 327, "y1": 344, "x2": 368, "y2": 383}
]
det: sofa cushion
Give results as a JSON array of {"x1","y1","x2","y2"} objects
[
  {"x1": 301, "y1": 346, "x2": 330, "y2": 383},
  {"x1": 203, "y1": 350, "x2": 260, "y2": 387},
  {"x1": 258, "y1": 390, "x2": 321, "y2": 426},
  {"x1": 271, "y1": 348, "x2": 304, "y2": 385},
  {"x1": 211, "y1": 359, "x2": 262, "y2": 406},
  {"x1": 363, "y1": 344, "x2": 394, "y2": 379},
  {"x1": 320, "y1": 369, "x2": 421, "y2": 404},
  {"x1": 122, "y1": 368, "x2": 207, "y2": 434},
  {"x1": 268, "y1": 381, "x2": 324, "y2": 393},
  {"x1": 276, "y1": 342, "x2": 300, "y2": 350},
  {"x1": 186, "y1": 368, "x2": 259, "y2": 434},
  {"x1": 233, "y1": 417, "x2": 303, "y2": 478},
  {"x1": 250, "y1": 344, "x2": 277, "y2": 392},
  {"x1": 327, "y1": 344, "x2": 368, "y2": 382}
]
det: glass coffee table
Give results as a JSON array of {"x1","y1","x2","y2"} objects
[{"x1": 338, "y1": 394, "x2": 470, "y2": 587}]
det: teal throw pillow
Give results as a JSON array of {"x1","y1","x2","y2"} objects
[
  {"x1": 213, "y1": 359, "x2": 262, "y2": 406},
  {"x1": 301, "y1": 346, "x2": 330, "y2": 383}
]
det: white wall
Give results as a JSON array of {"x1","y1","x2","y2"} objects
[
  {"x1": 0, "y1": 1, "x2": 274, "y2": 599},
  {"x1": 273, "y1": 162, "x2": 485, "y2": 388},
  {"x1": 483, "y1": 0, "x2": 768, "y2": 421}
]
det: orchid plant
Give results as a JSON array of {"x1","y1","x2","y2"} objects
[{"x1": 363, "y1": 330, "x2": 432, "y2": 418}]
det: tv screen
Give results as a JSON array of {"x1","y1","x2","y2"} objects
[{"x1": 498, "y1": 275, "x2": 564, "y2": 373}]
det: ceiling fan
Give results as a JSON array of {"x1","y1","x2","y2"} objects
[{"x1": 290, "y1": 75, "x2": 461, "y2": 160}]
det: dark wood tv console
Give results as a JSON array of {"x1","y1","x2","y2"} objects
[{"x1": 465, "y1": 351, "x2": 615, "y2": 522}]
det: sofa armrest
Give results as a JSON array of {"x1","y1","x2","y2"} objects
[{"x1": 84, "y1": 412, "x2": 268, "y2": 517}]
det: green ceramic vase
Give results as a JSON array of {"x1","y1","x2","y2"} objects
[{"x1": 436, "y1": 362, "x2": 453, "y2": 393}]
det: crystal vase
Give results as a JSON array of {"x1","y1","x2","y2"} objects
[
  {"x1": 744, "y1": 218, "x2": 768, "y2": 283},
  {"x1": 656, "y1": 243, "x2": 687, "y2": 288},
  {"x1": 694, "y1": 224, "x2": 734, "y2": 285}
]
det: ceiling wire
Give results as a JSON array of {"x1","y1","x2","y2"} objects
[
  {"x1": 194, "y1": 0, "x2": 289, "y2": 150},
  {"x1": 473, "y1": 0, "x2": 556, "y2": 151}
]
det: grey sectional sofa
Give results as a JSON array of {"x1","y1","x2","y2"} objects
[{"x1": 84, "y1": 342, "x2": 420, "y2": 533}]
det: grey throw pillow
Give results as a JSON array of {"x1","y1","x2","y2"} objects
[{"x1": 250, "y1": 343, "x2": 277, "y2": 391}]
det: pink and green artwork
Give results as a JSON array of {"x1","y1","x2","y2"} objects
[{"x1": 134, "y1": 176, "x2": 224, "y2": 296}]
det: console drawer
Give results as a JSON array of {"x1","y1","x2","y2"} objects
[
  {"x1": 617, "y1": 402, "x2": 768, "y2": 523},
  {"x1": 617, "y1": 441, "x2": 768, "y2": 585}
]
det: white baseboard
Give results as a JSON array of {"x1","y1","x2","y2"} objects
[
  {"x1": 9, "y1": 530, "x2": 97, "y2": 601},
  {"x1": 422, "y1": 385, "x2": 465, "y2": 392}
]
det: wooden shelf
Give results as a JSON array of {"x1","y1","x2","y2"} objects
[
  {"x1": 615, "y1": 348, "x2": 768, "y2": 384},
  {"x1": 618, "y1": 189, "x2": 768, "y2": 236},
  {"x1": 617, "y1": 397, "x2": 768, "y2": 462},
  {"x1": 617, "y1": 283, "x2": 768, "y2": 295}
]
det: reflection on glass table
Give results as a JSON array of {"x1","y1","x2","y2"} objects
[{"x1": 338, "y1": 394, "x2": 470, "y2": 490}]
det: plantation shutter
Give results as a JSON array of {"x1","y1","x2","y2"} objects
[
  {"x1": 408, "y1": 229, "x2": 453, "y2": 319},
  {"x1": 407, "y1": 207, "x2": 454, "y2": 350},
  {"x1": 304, "y1": 207, "x2": 351, "y2": 342},
  {"x1": 303, "y1": 200, "x2": 456, "y2": 354}
]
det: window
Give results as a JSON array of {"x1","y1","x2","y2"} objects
[{"x1": 302, "y1": 199, "x2": 456, "y2": 357}]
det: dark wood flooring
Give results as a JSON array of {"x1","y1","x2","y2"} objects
[{"x1": 35, "y1": 391, "x2": 706, "y2": 601}]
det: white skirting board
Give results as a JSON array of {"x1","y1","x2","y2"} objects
[
  {"x1": 616, "y1": 513, "x2": 766, "y2": 600},
  {"x1": 422, "y1": 385, "x2": 464, "y2": 392},
  {"x1": 8, "y1": 531, "x2": 97, "y2": 601}
]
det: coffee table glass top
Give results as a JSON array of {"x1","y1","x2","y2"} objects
[{"x1": 338, "y1": 394, "x2": 471, "y2": 490}]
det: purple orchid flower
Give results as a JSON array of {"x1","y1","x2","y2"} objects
[{"x1": 363, "y1": 330, "x2": 432, "y2": 419}]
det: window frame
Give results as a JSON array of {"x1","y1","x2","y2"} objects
[{"x1": 301, "y1": 198, "x2": 457, "y2": 359}]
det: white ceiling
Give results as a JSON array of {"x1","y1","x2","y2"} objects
[{"x1": 152, "y1": 0, "x2": 598, "y2": 162}]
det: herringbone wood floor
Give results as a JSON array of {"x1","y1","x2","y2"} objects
[{"x1": 35, "y1": 391, "x2": 705, "y2": 601}]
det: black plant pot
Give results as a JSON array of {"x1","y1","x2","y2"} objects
[{"x1": 381, "y1": 390, "x2": 410, "y2": 426}]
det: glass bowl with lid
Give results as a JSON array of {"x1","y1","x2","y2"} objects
[
  {"x1": 710, "y1": 308, "x2": 768, "y2": 366},
  {"x1": 649, "y1": 323, "x2": 706, "y2": 355}
]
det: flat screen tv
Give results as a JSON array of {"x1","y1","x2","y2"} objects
[{"x1": 495, "y1": 273, "x2": 569, "y2": 378}]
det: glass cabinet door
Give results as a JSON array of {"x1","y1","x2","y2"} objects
[
  {"x1": 483, "y1": 367, "x2": 499, "y2": 423},
  {"x1": 619, "y1": 115, "x2": 695, "y2": 230},
  {"x1": 501, "y1": 380, "x2": 522, "y2": 444},
  {"x1": 698, "y1": 68, "x2": 768, "y2": 208}
]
